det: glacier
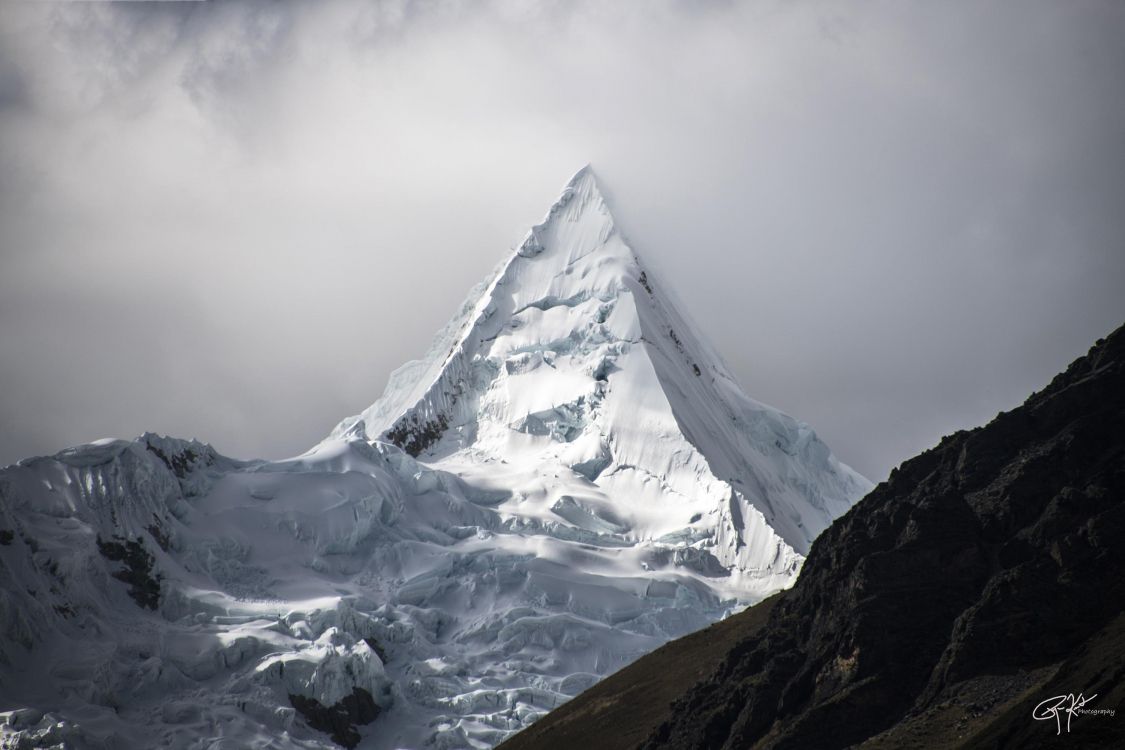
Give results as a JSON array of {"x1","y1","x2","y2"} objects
[{"x1": 0, "y1": 167, "x2": 871, "y2": 749}]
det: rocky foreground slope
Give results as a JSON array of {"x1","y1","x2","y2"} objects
[{"x1": 500, "y1": 323, "x2": 1125, "y2": 750}]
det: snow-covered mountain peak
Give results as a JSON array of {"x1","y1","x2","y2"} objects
[
  {"x1": 515, "y1": 163, "x2": 617, "y2": 260},
  {"x1": 1, "y1": 169, "x2": 871, "y2": 750},
  {"x1": 330, "y1": 169, "x2": 870, "y2": 564},
  {"x1": 328, "y1": 165, "x2": 636, "y2": 452}
]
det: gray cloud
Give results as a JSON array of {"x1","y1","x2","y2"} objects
[{"x1": 1, "y1": 0, "x2": 1123, "y2": 481}]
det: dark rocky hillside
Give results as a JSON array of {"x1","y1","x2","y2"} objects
[{"x1": 501, "y1": 323, "x2": 1125, "y2": 749}]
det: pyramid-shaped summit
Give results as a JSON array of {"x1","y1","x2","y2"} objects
[
  {"x1": 0, "y1": 166, "x2": 874, "y2": 750},
  {"x1": 332, "y1": 166, "x2": 870, "y2": 583}
]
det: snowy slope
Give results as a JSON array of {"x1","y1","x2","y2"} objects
[
  {"x1": 0, "y1": 168, "x2": 870, "y2": 750},
  {"x1": 331, "y1": 166, "x2": 870, "y2": 575}
]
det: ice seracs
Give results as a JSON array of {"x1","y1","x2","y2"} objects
[{"x1": 0, "y1": 167, "x2": 871, "y2": 750}]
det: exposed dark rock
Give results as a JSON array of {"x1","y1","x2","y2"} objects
[
  {"x1": 289, "y1": 687, "x2": 380, "y2": 749},
  {"x1": 144, "y1": 440, "x2": 213, "y2": 479},
  {"x1": 668, "y1": 327, "x2": 684, "y2": 351},
  {"x1": 639, "y1": 271, "x2": 653, "y2": 294},
  {"x1": 0, "y1": 528, "x2": 12, "y2": 545},
  {"x1": 363, "y1": 637, "x2": 388, "y2": 663},
  {"x1": 147, "y1": 515, "x2": 171, "y2": 552},
  {"x1": 386, "y1": 411, "x2": 450, "y2": 457},
  {"x1": 96, "y1": 536, "x2": 161, "y2": 610}
]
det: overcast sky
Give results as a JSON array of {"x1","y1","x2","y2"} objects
[{"x1": 1, "y1": 0, "x2": 1123, "y2": 482}]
